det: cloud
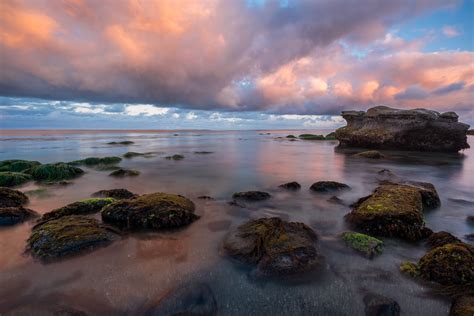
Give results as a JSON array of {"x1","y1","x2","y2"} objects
[
  {"x1": 442, "y1": 25, "x2": 461, "y2": 37},
  {"x1": 0, "y1": 0, "x2": 470, "y2": 117},
  {"x1": 395, "y1": 85, "x2": 429, "y2": 100}
]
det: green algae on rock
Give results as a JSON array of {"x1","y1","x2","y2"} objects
[
  {"x1": 223, "y1": 217, "x2": 322, "y2": 276},
  {"x1": 0, "y1": 206, "x2": 38, "y2": 226},
  {"x1": 27, "y1": 163, "x2": 84, "y2": 182},
  {"x1": 92, "y1": 188, "x2": 137, "y2": 200},
  {"x1": 427, "y1": 231, "x2": 461, "y2": 249},
  {"x1": 165, "y1": 154, "x2": 185, "y2": 160},
  {"x1": 101, "y1": 192, "x2": 199, "y2": 231},
  {"x1": 0, "y1": 160, "x2": 41, "y2": 172},
  {"x1": 39, "y1": 198, "x2": 116, "y2": 223},
  {"x1": 310, "y1": 181, "x2": 350, "y2": 193},
  {"x1": 232, "y1": 191, "x2": 271, "y2": 201},
  {"x1": 299, "y1": 134, "x2": 325, "y2": 140},
  {"x1": 27, "y1": 215, "x2": 119, "y2": 261},
  {"x1": 0, "y1": 187, "x2": 29, "y2": 207},
  {"x1": 0, "y1": 172, "x2": 32, "y2": 187},
  {"x1": 69, "y1": 156, "x2": 122, "y2": 166},
  {"x1": 354, "y1": 150, "x2": 385, "y2": 159},
  {"x1": 400, "y1": 261, "x2": 419, "y2": 277},
  {"x1": 123, "y1": 151, "x2": 154, "y2": 158},
  {"x1": 341, "y1": 232, "x2": 383, "y2": 258},
  {"x1": 108, "y1": 168, "x2": 140, "y2": 177}
]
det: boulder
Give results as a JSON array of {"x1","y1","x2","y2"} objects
[
  {"x1": 232, "y1": 191, "x2": 271, "y2": 201},
  {"x1": 310, "y1": 181, "x2": 350, "y2": 193},
  {"x1": 450, "y1": 296, "x2": 474, "y2": 316},
  {"x1": 0, "y1": 187, "x2": 29, "y2": 207},
  {"x1": 108, "y1": 168, "x2": 140, "y2": 177},
  {"x1": 27, "y1": 163, "x2": 84, "y2": 182},
  {"x1": 0, "y1": 206, "x2": 38, "y2": 226},
  {"x1": 354, "y1": 150, "x2": 385, "y2": 159},
  {"x1": 427, "y1": 231, "x2": 461, "y2": 249},
  {"x1": 363, "y1": 293, "x2": 400, "y2": 316},
  {"x1": 279, "y1": 181, "x2": 301, "y2": 190},
  {"x1": 335, "y1": 106, "x2": 470, "y2": 152},
  {"x1": 346, "y1": 183, "x2": 438, "y2": 241},
  {"x1": 0, "y1": 159, "x2": 41, "y2": 172},
  {"x1": 223, "y1": 217, "x2": 322, "y2": 276},
  {"x1": 101, "y1": 192, "x2": 199, "y2": 230},
  {"x1": 27, "y1": 215, "x2": 119, "y2": 261},
  {"x1": 40, "y1": 198, "x2": 116, "y2": 222},
  {"x1": 341, "y1": 232, "x2": 383, "y2": 259},
  {"x1": 92, "y1": 189, "x2": 137, "y2": 200},
  {"x1": 0, "y1": 172, "x2": 32, "y2": 187}
]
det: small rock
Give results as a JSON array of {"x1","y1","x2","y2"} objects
[
  {"x1": 450, "y1": 295, "x2": 474, "y2": 316},
  {"x1": 341, "y1": 232, "x2": 383, "y2": 259},
  {"x1": 310, "y1": 181, "x2": 350, "y2": 193},
  {"x1": 92, "y1": 189, "x2": 137, "y2": 200},
  {"x1": 0, "y1": 187, "x2": 29, "y2": 207},
  {"x1": 354, "y1": 150, "x2": 385, "y2": 159},
  {"x1": 0, "y1": 206, "x2": 38, "y2": 226},
  {"x1": 194, "y1": 151, "x2": 213, "y2": 155},
  {"x1": 232, "y1": 191, "x2": 271, "y2": 201},
  {"x1": 279, "y1": 181, "x2": 301, "y2": 190},
  {"x1": 107, "y1": 141, "x2": 134, "y2": 145},
  {"x1": 197, "y1": 195, "x2": 214, "y2": 200},
  {"x1": 108, "y1": 168, "x2": 140, "y2": 177},
  {"x1": 286, "y1": 135, "x2": 297, "y2": 139},
  {"x1": 299, "y1": 134, "x2": 325, "y2": 140},
  {"x1": 165, "y1": 154, "x2": 185, "y2": 160},
  {"x1": 123, "y1": 151, "x2": 154, "y2": 158},
  {"x1": 363, "y1": 293, "x2": 400, "y2": 316},
  {"x1": 467, "y1": 216, "x2": 474, "y2": 224},
  {"x1": 327, "y1": 196, "x2": 344, "y2": 204},
  {"x1": 427, "y1": 231, "x2": 461, "y2": 249}
]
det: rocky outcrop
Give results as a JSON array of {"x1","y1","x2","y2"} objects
[{"x1": 335, "y1": 106, "x2": 470, "y2": 152}]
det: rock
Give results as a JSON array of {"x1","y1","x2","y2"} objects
[
  {"x1": 101, "y1": 192, "x2": 199, "y2": 230},
  {"x1": 467, "y1": 129, "x2": 474, "y2": 135},
  {"x1": 197, "y1": 195, "x2": 214, "y2": 200},
  {"x1": 341, "y1": 232, "x2": 383, "y2": 259},
  {"x1": 467, "y1": 216, "x2": 474, "y2": 224},
  {"x1": 27, "y1": 215, "x2": 119, "y2": 261},
  {"x1": 299, "y1": 134, "x2": 325, "y2": 140},
  {"x1": 40, "y1": 198, "x2": 116, "y2": 223},
  {"x1": 427, "y1": 231, "x2": 461, "y2": 249},
  {"x1": 142, "y1": 283, "x2": 217, "y2": 316},
  {"x1": 465, "y1": 233, "x2": 474, "y2": 241},
  {"x1": 232, "y1": 191, "x2": 271, "y2": 201},
  {"x1": 0, "y1": 187, "x2": 29, "y2": 207},
  {"x1": 0, "y1": 159, "x2": 41, "y2": 172},
  {"x1": 165, "y1": 154, "x2": 184, "y2": 160},
  {"x1": 69, "y1": 156, "x2": 121, "y2": 166},
  {"x1": 380, "y1": 180, "x2": 441, "y2": 209},
  {"x1": 345, "y1": 183, "x2": 437, "y2": 241},
  {"x1": 0, "y1": 206, "x2": 38, "y2": 226},
  {"x1": 354, "y1": 150, "x2": 385, "y2": 159},
  {"x1": 279, "y1": 181, "x2": 301, "y2": 190},
  {"x1": 92, "y1": 189, "x2": 137, "y2": 200},
  {"x1": 123, "y1": 152, "x2": 154, "y2": 158},
  {"x1": 335, "y1": 106, "x2": 470, "y2": 152},
  {"x1": 377, "y1": 169, "x2": 395, "y2": 177},
  {"x1": 27, "y1": 163, "x2": 84, "y2": 182},
  {"x1": 310, "y1": 181, "x2": 350, "y2": 193},
  {"x1": 325, "y1": 132, "x2": 337, "y2": 140},
  {"x1": 450, "y1": 296, "x2": 474, "y2": 316},
  {"x1": 286, "y1": 135, "x2": 297, "y2": 139},
  {"x1": 223, "y1": 217, "x2": 322, "y2": 276},
  {"x1": 108, "y1": 168, "x2": 140, "y2": 177},
  {"x1": 399, "y1": 262, "x2": 419, "y2": 277},
  {"x1": 328, "y1": 196, "x2": 344, "y2": 204},
  {"x1": 107, "y1": 141, "x2": 134, "y2": 145},
  {"x1": 194, "y1": 151, "x2": 214, "y2": 154},
  {"x1": 418, "y1": 242, "x2": 473, "y2": 285},
  {"x1": 363, "y1": 293, "x2": 400, "y2": 316},
  {"x1": 0, "y1": 171, "x2": 32, "y2": 187}
]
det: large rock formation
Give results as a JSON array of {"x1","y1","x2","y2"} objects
[{"x1": 335, "y1": 106, "x2": 470, "y2": 152}]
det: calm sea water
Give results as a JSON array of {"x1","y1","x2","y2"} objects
[{"x1": 0, "y1": 130, "x2": 472, "y2": 315}]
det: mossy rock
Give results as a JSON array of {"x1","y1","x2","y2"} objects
[
  {"x1": 232, "y1": 191, "x2": 271, "y2": 201},
  {"x1": 0, "y1": 187, "x2": 29, "y2": 207},
  {"x1": 0, "y1": 206, "x2": 38, "y2": 226},
  {"x1": 27, "y1": 215, "x2": 119, "y2": 261},
  {"x1": 27, "y1": 163, "x2": 84, "y2": 182},
  {"x1": 341, "y1": 232, "x2": 383, "y2": 258},
  {"x1": 108, "y1": 168, "x2": 140, "y2": 177},
  {"x1": 123, "y1": 152, "x2": 153, "y2": 159},
  {"x1": 286, "y1": 135, "x2": 297, "y2": 139},
  {"x1": 450, "y1": 296, "x2": 474, "y2": 316},
  {"x1": 324, "y1": 132, "x2": 337, "y2": 140},
  {"x1": 0, "y1": 172, "x2": 32, "y2": 187},
  {"x1": 418, "y1": 242, "x2": 473, "y2": 286},
  {"x1": 39, "y1": 198, "x2": 116, "y2": 223},
  {"x1": 101, "y1": 192, "x2": 199, "y2": 231},
  {"x1": 346, "y1": 184, "x2": 434, "y2": 241},
  {"x1": 299, "y1": 134, "x2": 325, "y2": 140},
  {"x1": 69, "y1": 156, "x2": 122, "y2": 166},
  {"x1": 165, "y1": 154, "x2": 185, "y2": 160},
  {"x1": 107, "y1": 141, "x2": 134, "y2": 145},
  {"x1": 92, "y1": 189, "x2": 137, "y2": 200},
  {"x1": 279, "y1": 181, "x2": 301, "y2": 190},
  {"x1": 354, "y1": 150, "x2": 385, "y2": 159},
  {"x1": 223, "y1": 217, "x2": 322, "y2": 276},
  {"x1": 310, "y1": 181, "x2": 350, "y2": 193},
  {"x1": 427, "y1": 231, "x2": 461, "y2": 249},
  {"x1": 0, "y1": 160, "x2": 41, "y2": 172},
  {"x1": 400, "y1": 261, "x2": 419, "y2": 277}
]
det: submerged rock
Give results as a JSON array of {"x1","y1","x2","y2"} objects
[
  {"x1": 310, "y1": 181, "x2": 350, "y2": 193},
  {"x1": 341, "y1": 232, "x2": 383, "y2": 259},
  {"x1": 107, "y1": 141, "x2": 134, "y2": 145},
  {"x1": 27, "y1": 215, "x2": 119, "y2": 261},
  {"x1": 450, "y1": 295, "x2": 474, "y2": 316},
  {"x1": 108, "y1": 168, "x2": 140, "y2": 177},
  {"x1": 123, "y1": 152, "x2": 154, "y2": 158},
  {"x1": 27, "y1": 163, "x2": 84, "y2": 182},
  {"x1": 69, "y1": 156, "x2": 122, "y2": 166},
  {"x1": 165, "y1": 154, "x2": 185, "y2": 160},
  {"x1": 335, "y1": 106, "x2": 470, "y2": 152},
  {"x1": 346, "y1": 183, "x2": 438, "y2": 241},
  {"x1": 40, "y1": 198, "x2": 116, "y2": 222},
  {"x1": 427, "y1": 231, "x2": 461, "y2": 249},
  {"x1": 223, "y1": 217, "x2": 322, "y2": 276},
  {"x1": 354, "y1": 150, "x2": 385, "y2": 159},
  {"x1": 0, "y1": 171, "x2": 32, "y2": 187},
  {"x1": 0, "y1": 187, "x2": 29, "y2": 207},
  {"x1": 0, "y1": 159, "x2": 41, "y2": 172},
  {"x1": 142, "y1": 283, "x2": 217, "y2": 316},
  {"x1": 92, "y1": 189, "x2": 137, "y2": 200},
  {"x1": 197, "y1": 195, "x2": 214, "y2": 200},
  {"x1": 232, "y1": 191, "x2": 271, "y2": 201},
  {"x1": 0, "y1": 206, "x2": 38, "y2": 226},
  {"x1": 299, "y1": 134, "x2": 325, "y2": 140},
  {"x1": 328, "y1": 196, "x2": 344, "y2": 205},
  {"x1": 101, "y1": 192, "x2": 199, "y2": 230},
  {"x1": 194, "y1": 151, "x2": 214, "y2": 155},
  {"x1": 363, "y1": 293, "x2": 400, "y2": 316},
  {"x1": 279, "y1": 181, "x2": 301, "y2": 190}
]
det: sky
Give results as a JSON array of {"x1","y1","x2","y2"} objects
[{"x1": 0, "y1": 0, "x2": 473, "y2": 130}]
